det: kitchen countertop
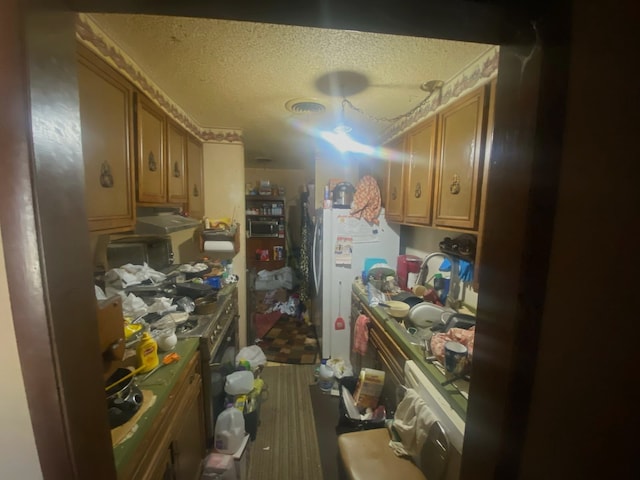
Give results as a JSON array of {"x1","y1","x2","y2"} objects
[
  {"x1": 112, "y1": 337, "x2": 199, "y2": 474},
  {"x1": 352, "y1": 280, "x2": 469, "y2": 421}
]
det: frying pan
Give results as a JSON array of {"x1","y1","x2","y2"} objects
[
  {"x1": 391, "y1": 291, "x2": 423, "y2": 308},
  {"x1": 431, "y1": 312, "x2": 476, "y2": 333}
]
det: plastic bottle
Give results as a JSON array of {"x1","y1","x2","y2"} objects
[
  {"x1": 318, "y1": 359, "x2": 334, "y2": 393},
  {"x1": 136, "y1": 331, "x2": 159, "y2": 373},
  {"x1": 214, "y1": 404, "x2": 246, "y2": 454}
]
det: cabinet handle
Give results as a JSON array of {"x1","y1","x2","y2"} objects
[
  {"x1": 173, "y1": 161, "x2": 181, "y2": 178},
  {"x1": 391, "y1": 186, "x2": 397, "y2": 201},
  {"x1": 449, "y1": 174, "x2": 461, "y2": 195},
  {"x1": 148, "y1": 151, "x2": 157, "y2": 172},
  {"x1": 414, "y1": 182, "x2": 422, "y2": 198},
  {"x1": 193, "y1": 184, "x2": 199, "y2": 197},
  {"x1": 99, "y1": 161, "x2": 114, "y2": 188}
]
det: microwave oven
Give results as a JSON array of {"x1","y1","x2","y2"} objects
[
  {"x1": 248, "y1": 219, "x2": 281, "y2": 238},
  {"x1": 106, "y1": 235, "x2": 174, "y2": 270}
]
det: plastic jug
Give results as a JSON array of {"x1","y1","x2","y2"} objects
[
  {"x1": 318, "y1": 359, "x2": 334, "y2": 393},
  {"x1": 214, "y1": 405, "x2": 245, "y2": 454},
  {"x1": 224, "y1": 370, "x2": 254, "y2": 395}
]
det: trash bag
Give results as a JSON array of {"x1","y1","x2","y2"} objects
[{"x1": 235, "y1": 345, "x2": 267, "y2": 370}]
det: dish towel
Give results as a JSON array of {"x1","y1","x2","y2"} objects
[
  {"x1": 350, "y1": 175, "x2": 381, "y2": 225},
  {"x1": 352, "y1": 314, "x2": 370, "y2": 355},
  {"x1": 388, "y1": 388, "x2": 436, "y2": 460}
]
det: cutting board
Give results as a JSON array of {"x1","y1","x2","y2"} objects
[{"x1": 110, "y1": 389, "x2": 156, "y2": 447}]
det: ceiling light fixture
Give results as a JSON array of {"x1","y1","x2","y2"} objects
[
  {"x1": 322, "y1": 79, "x2": 444, "y2": 154},
  {"x1": 333, "y1": 98, "x2": 352, "y2": 134}
]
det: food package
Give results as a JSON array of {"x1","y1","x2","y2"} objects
[{"x1": 352, "y1": 368, "x2": 385, "y2": 410}]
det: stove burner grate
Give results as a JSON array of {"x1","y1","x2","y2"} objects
[{"x1": 175, "y1": 318, "x2": 200, "y2": 335}]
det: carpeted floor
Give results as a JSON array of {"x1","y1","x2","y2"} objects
[
  {"x1": 258, "y1": 315, "x2": 319, "y2": 364},
  {"x1": 247, "y1": 364, "x2": 323, "y2": 480}
]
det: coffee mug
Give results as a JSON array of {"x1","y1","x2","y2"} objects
[{"x1": 444, "y1": 341, "x2": 468, "y2": 375}]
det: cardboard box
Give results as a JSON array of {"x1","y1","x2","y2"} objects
[
  {"x1": 232, "y1": 434, "x2": 251, "y2": 480},
  {"x1": 353, "y1": 368, "x2": 385, "y2": 410}
]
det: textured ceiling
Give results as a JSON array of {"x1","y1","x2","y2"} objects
[{"x1": 88, "y1": 14, "x2": 492, "y2": 169}]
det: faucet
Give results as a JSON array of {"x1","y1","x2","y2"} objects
[{"x1": 416, "y1": 252, "x2": 461, "y2": 310}]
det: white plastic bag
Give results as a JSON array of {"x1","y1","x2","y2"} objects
[
  {"x1": 224, "y1": 370, "x2": 254, "y2": 395},
  {"x1": 235, "y1": 345, "x2": 267, "y2": 369}
]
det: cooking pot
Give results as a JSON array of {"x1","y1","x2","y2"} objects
[
  {"x1": 332, "y1": 182, "x2": 355, "y2": 208},
  {"x1": 105, "y1": 367, "x2": 144, "y2": 428}
]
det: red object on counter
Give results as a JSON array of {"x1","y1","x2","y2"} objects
[
  {"x1": 396, "y1": 254, "x2": 422, "y2": 291},
  {"x1": 423, "y1": 288, "x2": 443, "y2": 306}
]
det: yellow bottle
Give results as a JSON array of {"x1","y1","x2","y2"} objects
[{"x1": 136, "y1": 332, "x2": 159, "y2": 373}]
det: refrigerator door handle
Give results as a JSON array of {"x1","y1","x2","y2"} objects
[{"x1": 313, "y1": 217, "x2": 321, "y2": 294}]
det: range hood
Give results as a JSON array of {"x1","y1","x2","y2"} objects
[{"x1": 135, "y1": 214, "x2": 200, "y2": 234}]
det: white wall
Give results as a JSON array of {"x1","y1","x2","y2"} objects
[
  {"x1": 203, "y1": 143, "x2": 248, "y2": 346},
  {"x1": 0, "y1": 226, "x2": 43, "y2": 479},
  {"x1": 403, "y1": 225, "x2": 479, "y2": 310}
]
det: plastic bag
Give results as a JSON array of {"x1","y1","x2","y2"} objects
[{"x1": 235, "y1": 345, "x2": 267, "y2": 369}]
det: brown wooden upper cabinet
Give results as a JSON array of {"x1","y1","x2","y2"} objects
[
  {"x1": 433, "y1": 86, "x2": 488, "y2": 229},
  {"x1": 186, "y1": 135, "x2": 205, "y2": 220},
  {"x1": 384, "y1": 135, "x2": 406, "y2": 222},
  {"x1": 167, "y1": 120, "x2": 188, "y2": 203},
  {"x1": 136, "y1": 94, "x2": 167, "y2": 203},
  {"x1": 403, "y1": 117, "x2": 437, "y2": 225},
  {"x1": 76, "y1": 45, "x2": 136, "y2": 233}
]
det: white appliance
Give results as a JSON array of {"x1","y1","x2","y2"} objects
[
  {"x1": 312, "y1": 208, "x2": 400, "y2": 361},
  {"x1": 405, "y1": 360, "x2": 464, "y2": 479}
]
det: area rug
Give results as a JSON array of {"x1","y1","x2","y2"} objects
[
  {"x1": 254, "y1": 311, "x2": 283, "y2": 339},
  {"x1": 259, "y1": 315, "x2": 319, "y2": 364}
]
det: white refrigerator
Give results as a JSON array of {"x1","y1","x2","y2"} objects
[{"x1": 312, "y1": 208, "x2": 400, "y2": 362}]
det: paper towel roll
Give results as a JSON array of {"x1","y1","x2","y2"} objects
[{"x1": 203, "y1": 240, "x2": 235, "y2": 253}]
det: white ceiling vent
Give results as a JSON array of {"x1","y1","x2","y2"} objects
[{"x1": 285, "y1": 98, "x2": 326, "y2": 114}]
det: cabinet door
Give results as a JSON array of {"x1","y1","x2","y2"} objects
[
  {"x1": 186, "y1": 136, "x2": 205, "y2": 219},
  {"x1": 404, "y1": 118, "x2": 437, "y2": 225},
  {"x1": 172, "y1": 374, "x2": 205, "y2": 480},
  {"x1": 76, "y1": 46, "x2": 135, "y2": 232},
  {"x1": 384, "y1": 135, "x2": 406, "y2": 222},
  {"x1": 434, "y1": 86, "x2": 487, "y2": 229},
  {"x1": 136, "y1": 94, "x2": 167, "y2": 203},
  {"x1": 167, "y1": 121, "x2": 188, "y2": 204}
]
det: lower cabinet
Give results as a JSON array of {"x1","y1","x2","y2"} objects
[
  {"x1": 170, "y1": 377, "x2": 206, "y2": 480},
  {"x1": 120, "y1": 351, "x2": 205, "y2": 480},
  {"x1": 350, "y1": 292, "x2": 408, "y2": 414}
]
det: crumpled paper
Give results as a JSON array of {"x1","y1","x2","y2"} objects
[
  {"x1": 178, "y1": 262, "x2": 208, "y2": 273},
  {"x1": 120, "y1": 294, "x2": 177, "y2": 319},
  {"x1": 104, "y1": 263, "x2": 166, "y2": 289}
]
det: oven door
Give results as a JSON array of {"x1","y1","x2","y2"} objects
[{"x1": 205, "y1": 318, "x2": 238, "y2": 446}]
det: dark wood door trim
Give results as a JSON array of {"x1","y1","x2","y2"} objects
[{"x1": 1, "y1": 2, "x2": 116, "y2": 479}]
